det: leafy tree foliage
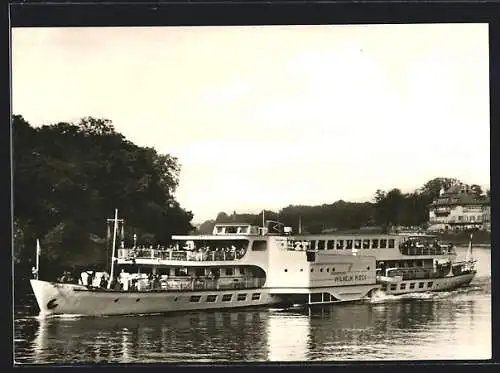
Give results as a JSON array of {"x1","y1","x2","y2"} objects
[{"x1": 12, "y1": 115, "x2": 193, "y2": 268}]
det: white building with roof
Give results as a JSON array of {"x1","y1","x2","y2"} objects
[{"x1": 428, "y1": 182, "x2": 490, "y2": 232}]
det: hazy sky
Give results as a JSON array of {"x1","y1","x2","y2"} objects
[{"x1": 12, "y1": 24, "x2": 490, "y2": 222}]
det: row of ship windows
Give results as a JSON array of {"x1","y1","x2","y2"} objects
[
  {"x1": 383, "y1": 281, "x2": 434, "y2": 291},
  {"x1": 189, "y1": 293, "x2": 261, "y2": 303},
  {"x1": 311, "y1": 238, "x2": 396, "y2": 250}
]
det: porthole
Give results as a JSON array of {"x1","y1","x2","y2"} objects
[
  {"x1": 114, "y1": 298, "x2": 119, "y2": 303},
  {"x1": 310, "y1": 268, "x2": 314, "y2": 272},
  {"x1": 367, "y1": 266, "x2": 370, "y2": 270},
  {"x1": 174, "y1": 297, "x2": 178, "y2": 302},
  {"x1": 320, "y1": 268, "x2": 323, "y2": 272},
  {"x1": 327, "y1": 268, "x2": 330, "y2": 272},
  {"x1": 284, "y1": 269, "x2": 288, "y2": 272},
  {"x1": 136, "y1": 298, "x2": 140, "y2": 302},
  {"x1": 300, "y1": 268, "x2": 303, "y2": 272},
  {"x1": 332, "y1": 268, "x2": 335, "y2": 272}
]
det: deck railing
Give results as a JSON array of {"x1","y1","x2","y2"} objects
[
  {"x1": 117, "y1": 248, "x2": 245, "y2": 262},
  {"x1": 380, "y1": 266, "x2": 450, "y2": 280},
  {"x1": 115, "y1": 276, "x2": 265, "y2": 292},
  {"x1": 398, "y1": 246, "x2": 455, "y2": 256}
]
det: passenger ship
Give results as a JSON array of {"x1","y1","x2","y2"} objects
[
  {"x1": 30, "y1": 213, "x2": 379, "y2": 317},
  {"x1": 29, "y1": 212, "x2": 476, "y2": 317},
  {"x1": 293, "y1": 231, "x2": 476, "y2": 296}
]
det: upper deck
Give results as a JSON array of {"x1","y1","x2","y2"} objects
[{"x1": 116, "y1": 224, "x2": 455, "y2": 266}]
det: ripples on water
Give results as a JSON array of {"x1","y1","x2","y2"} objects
[{"x1": 14, "y1": 247, "x2": 491, "y2": 363}]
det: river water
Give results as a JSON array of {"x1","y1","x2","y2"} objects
[{"x1": 13, "y1": 246, "x2": 491, "y2": 363}]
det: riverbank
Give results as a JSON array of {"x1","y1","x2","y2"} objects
[{"x1": 434, "y1": 230, "x2": 491, "y2": 245}]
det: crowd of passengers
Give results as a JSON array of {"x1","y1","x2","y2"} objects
[
  {"x1": 126, "y1": 244, "x2": 247, "y2": 261},
  {"x1": 399, "y1": 239, "x2": 454, "y2": 252},
  {"x1": 54, "y1": 268, "x2": 248, "y2": 292}
]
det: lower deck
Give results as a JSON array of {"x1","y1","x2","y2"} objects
[{"x1": 377, "y1": 271, "x2": 475, "y2": 295}]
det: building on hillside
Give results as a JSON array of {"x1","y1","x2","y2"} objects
[{"x1": 428, "y1": 182, "x2": 490, "y2": 232}]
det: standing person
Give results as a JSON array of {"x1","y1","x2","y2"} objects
[
  {"x1": 119, "y1": 269, "x2": 130, "y2": 291},
  {"x1": 81, "y1": 271, "x2": 88, "y2": 286}
]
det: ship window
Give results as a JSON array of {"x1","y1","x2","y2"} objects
[
  {"x1": 206, "y1": 295, "x2": 217, "y2": 302},
  {"x1": 195, "y1": 268, "x2": 205, "y2": 277},
  {"x1": 252, "y1": 293, "x2": 260, "y2": 300},
  {"x1": 332, "y1": 268, "x2": 335, "y2": 272},
  {"x1": 190, "y1": 295, "x2": 201, "y2": 303},
  {"x1": 317, "y1": 240, "x2": 325, "y2": 250},
  {"x1": 427, "y1": 282, "x2": 433, "y2": 288},
  {"x1": 336, "y1": 240, "x2": 344, "y2": 250},
  {"x1": 380, "y1": 239, "x2": 387, "y2": 248},
  {"x1": 326, "y1": 268, "x2": 330, "y2": 272},
  {"x1": 346, "y1": 240, "x2": 353, "y2": 249},
  {"x1": 310, "y1": 268, "x2": 314, "y2": 272},
  {"x1": 309, "y1": 241, "x2": 316, "y2": 251},
  {"x1": 252, "y1": 240, "x2": 267, "y2": 251},
  {"x1": 418, "y1": 282, "x2": 424, "y2": 288},
  {"x1": 222, "y1": 294, "x2": 232, "y2": 302},
  {"x1": 409, "y1": 283, "x2": 415, "y2": 289},
  {"x1": 307, "y1": 250, "x2": 315, "y2": 262},
  {"x1": 390, "y1": 284, "x2": 397, "y2": 290},
  {"x1": 310, "y1": 293, "x2": 322, "y2": 303},
  {"x1": 320, "y1": 268, "x2": 323, "y2": 272},
  {"x1": 175, "y1": 268, "x2": 188, "y2": 276},
  {"x1": 327, "y1": 240, "x2": 335, "y2": 250},
  {"x1": 400, "y1": 283, "x2": 406, "y2": 290},
  {"x1": 371, "y1": 239, "x2": 379, "y2": 249},
  {"x1": 381, "y1": 284, "x2": 387, "y2": 291},
  {"x1": 354, "y1": 240, "x2": 361, "y2": 249},
  {"x1": 388, "y1": 239, "x2": 395, "y2": 248},
  {"x1": 237, "y1": 226, "x2": 249, "y2": 234},
  {"x1": 237, "y1": 294, "x2": 247, "y2": 301},
  {"x1": 363, "y1": 239, "x2": 370, "y2": 249},
  {"x1": 239, "y1": 268, "x2": 245, "y2": 275},
  {"x1": 226, "y1": 268, "x2": 234, "y2": 276}
]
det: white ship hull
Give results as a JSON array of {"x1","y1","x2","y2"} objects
[
  {"x1": 377, "y1": 271, "x2": 476, "y2": 296},
  {"x1": 30, "y1": 280, "x2": 282, "y2": 317}
]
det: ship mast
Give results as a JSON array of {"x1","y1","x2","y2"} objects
[
  {"x1": 107, "y1": 208, "x2": 119, "y2": 289},
  {"x1": 466, "y1": 232, "x2": 473, "y2": 263}
]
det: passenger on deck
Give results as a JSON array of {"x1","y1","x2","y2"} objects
[{"x1": 119, "y1": 269, "x2": 130, "y2": 291}]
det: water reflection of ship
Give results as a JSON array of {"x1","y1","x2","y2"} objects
[
  {"x1": 266, "y1": 310, "x2": 311, "y2": 361},
  {"x1": 28, "y1": 294, "x2": 485, "y2": 362},
  {"x1": 31, "y1": 309, "x2": 270, "y2": 363},
  {"x1": 304, "y1": 298, "x2": 477, "y2": 354}
]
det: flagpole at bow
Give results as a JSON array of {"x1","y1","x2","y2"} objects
[{"x1": 35, "y1": 239, "x2": 40, "y2": 280}]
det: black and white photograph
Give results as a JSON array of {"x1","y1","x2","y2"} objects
[{"x1": 12, "y1": 21, "x2": 491, "y2": 363}]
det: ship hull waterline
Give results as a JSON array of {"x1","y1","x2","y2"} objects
[
  {"x1": 375, "y1": 271, "x2": 476, "y2": 296},
  {"x1": 30, "y1": 280, "x2": 379, "y2": 317}
]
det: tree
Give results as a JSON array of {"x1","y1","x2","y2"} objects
[
  {"x1": 215, "y1": 212, "x2": 230, "y2": 222},
  {"x1": 12, "y1": 114, "x2": 193, "y2": 268},
  {"x1": 470, "y1": 184, "x2": 483, "y2": 198},
  {"x1": 421, "y1": 177, "x2": 458, "y2": 200}
]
